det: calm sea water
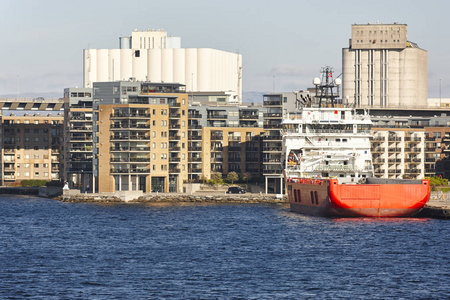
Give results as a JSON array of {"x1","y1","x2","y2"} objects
[{"x1": 0, "y1": 195, "x2": 449, "y2": 299}]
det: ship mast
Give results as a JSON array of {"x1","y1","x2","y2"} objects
[{"x1": 313, "y1": 66, "x2": 341, "y2": 108}]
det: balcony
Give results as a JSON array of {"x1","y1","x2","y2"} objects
[
  {"x1": 67, "y1": 168, "x2": 93, "y2": 173},
  {"x1": 69, "y1": 147, "x2": 91, "y2": 152},
  {"x1": 110, "y1": 168, "x2": 151, "y2": 174},
  {"x1": 169, "y1": 146, "x2": 180, "y2": 151},
  {"x1": 210, "y1": 135, "x2": 223, "y2": 140},
  {"x1": 263, "y1": 158, "x2": 281, "y2": 163},
  {"x1": 188, "y1": 124, "x2": 202, "y2": 130},
  {"x1": 262, "y1": 135, "x2": 281, "y2": 141},
  {"x1": 188, "y1": 113, "x2": 202, "y2": 118},
  {"x1": 111, "y1": 124, "x2": 150, "y2": 130},
  {"x1": 263, "y1": 147, "x2": 281, "y2": 152},
  {"x1": 387, "y1": 148, "x2": 401, "y2": 153},
  {"x1": 189, "y1": 146, "x2": 202, "y2": 152},
  {"x1": 169, "y1": 113, "x2": 181, "y2": 118},
  {"x1": 263, "y1": 100, "x2": 282, "y2": 106},
  {"x1": 388, "y1": 159, "x2": 401, "y2": 163},
  {"x1": 169, "y1": 135, "x2": 180, "y2": 141},
  {"x1": 110, "y1": 158, "x2": 151, "y2": 163},
  {"x1": 189, "y1": 135, "x2": 202, "y2": 140},
  {"x1": 239, "y1": 114, "x2": 258, "y2": 119},
  {"x1": 404, "y1": 137, "x2": 421, "y2": 142},
  {"x1": 169, "y1": 168, "x2": 181, "y2": 174},
  {"x1": 110, "y1": 146, "x2": 150, "y2": 152},
  {"x1": 211, "y1": 158, "x2": 223, "y2": 163},
  {"x1": 169, "y1": 157, "x2": 181, "y2": 162},
  {"x1": 111, "y1": 113, "x2": 151, "y2": 119},
  {"x1": 263, "y1": 169, "x2": 282, "y2": 174},
  {"x1": 263, "y1": 112, "x2": 282, "y2": 118},
  {"x1": 70, "y1": 126, "x2": 92, "y2": 132},
  {"x1": 207, "y1": 114, "x2": 228, "y2": 119},
  {"x1": 264, "y1": 124, "x2": 282, "y2": 129}
]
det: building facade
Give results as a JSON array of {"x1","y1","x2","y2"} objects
[
  {"x1": 84, "y1": 29, "x2": 242, "y2": 103},
  {"x1": 63, "y1": 88, "x2": 94, "y2": 192},
  {"x1": 262, "y1": 92, "x2": 301, "y2": 194},
  {"x1": 342, "y1": 23, "x2": 427, "y2": 108},
  {"x1": 187, "y1": 104, "x2": 265, "y2": 182},
  {"x1": 92, "y1": 82, "x2": 189, "y2": 193},
  {"x1": 0, "y1": 99, "x2": 64, "y2": 185}
]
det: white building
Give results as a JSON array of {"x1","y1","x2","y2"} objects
[
  {"x1": 84, "y1": 29, "x2": 242, "y2": 103},
  {"x1": 342, "y1": 23, "x2": 427, "y2": 108}
]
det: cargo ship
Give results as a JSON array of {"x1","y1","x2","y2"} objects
[{"x1": 282, "y1": 67, "x2": 430, "y2": 217}]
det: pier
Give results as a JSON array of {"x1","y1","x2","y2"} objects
[{"x1": 419, "y1": 192, "x2": 450, "y2": 219}]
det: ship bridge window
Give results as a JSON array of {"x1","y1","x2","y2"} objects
[
  {"x1": 342, "y1": 139, "x2": 347, "y2": 142},
  {"x1": 336, "y1": 139, "x2": 341, "y2": 142}
]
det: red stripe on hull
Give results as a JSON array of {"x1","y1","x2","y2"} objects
[{"x1": 287, "y1": 179, "x2": 430, "y2": 218}]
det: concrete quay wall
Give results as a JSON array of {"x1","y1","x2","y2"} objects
[{"x1": 56, "y1": 193, "x2": 288, "y2": 204}]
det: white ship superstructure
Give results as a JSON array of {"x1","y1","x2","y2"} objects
[{"x1": 282, "y1": 107, "x2": 374, "y2": 183}]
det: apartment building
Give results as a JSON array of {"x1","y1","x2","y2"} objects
[
  {"x1": 0, "y1": 99, "x2": 64, "y2": 185},
  {"x1": 262, "y1": 92, "x2": 301, "y2": 194},
  {"x1": 63, "y1": 88, "x2": 93, "y2": 192},
  {"x1": 370, "y1": 113, "x2": 450, "y2": 179},
  {"x1": 92, "y1": 82, "x2": 188, "y2": 193},
  {"x1": 187, "y1": 104, "x2": 264, "y2": 182}
]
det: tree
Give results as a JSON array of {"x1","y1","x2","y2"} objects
[
  {"x1": 211, "y1": 172, "x2": 222, "y2": 183},
  {"x1": 242, "y1": 172, "x2": 252, "y2": 184},
  {"x1": 227, "y1": 171, "x2": 239, "y2": 184}
]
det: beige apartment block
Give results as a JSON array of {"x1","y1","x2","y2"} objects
[
  {"x1": 96, "y1": 93, "x2": 188, "y2": 193},
  {"x1": 200, "y1": 127, "x2": 264, "y2": 180},
  {"x1": 371, "y1": 128, "x2": 426, "y2": 179},
  {"x1": 1, "y1": 109, "x2": 64, "y2": 185}
]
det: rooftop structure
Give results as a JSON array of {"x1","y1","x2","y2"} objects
[
  {"x1": 342, "y1": 23, "x2": 427, "y2": 108},
  {"x1": 84, "y1": 29, "x2": 242, "y2": 103}
]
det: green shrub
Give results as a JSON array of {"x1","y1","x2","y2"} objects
[
  {"x1": 20, "y1": 180, "x2": 48, "y2": 187},
  {"x1": 426, "y1": 176, "x2": 449, "y2": 187}
]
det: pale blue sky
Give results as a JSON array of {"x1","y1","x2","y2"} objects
[{"x1": 0, "y1": 0, "x2": 448, "y2": 98}]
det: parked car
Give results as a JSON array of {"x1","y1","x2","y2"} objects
[{"x1": 226, "y1": 186, "x2": 246, "y2": 194}]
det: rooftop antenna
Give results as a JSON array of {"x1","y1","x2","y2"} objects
[{"x1": 313, "y1": 66, "x2": 341, "y2": 108}]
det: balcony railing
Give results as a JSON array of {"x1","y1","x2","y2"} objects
[
  {"x1": 207, "y1": 114, "x2": 228, "y2": 119},
  {"x1": 110, "y1": 168, "x2": 150, "y2": 174},
  {"x1": 188, "y1": 114, "x2": 202, "y2": 118},
  {"x1": 239, "y1": 114, "x2": 259, "y2": 119},
  {"x1": 111, "y1": 113, "x2": 151, "y2": 118},
  {"x1": 110, "y1": 147, "x2": 150, "y2": 152}
]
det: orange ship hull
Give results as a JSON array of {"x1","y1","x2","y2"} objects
[{"x1": 286, "y1": 178, "x2": 430, "y2": 217}]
